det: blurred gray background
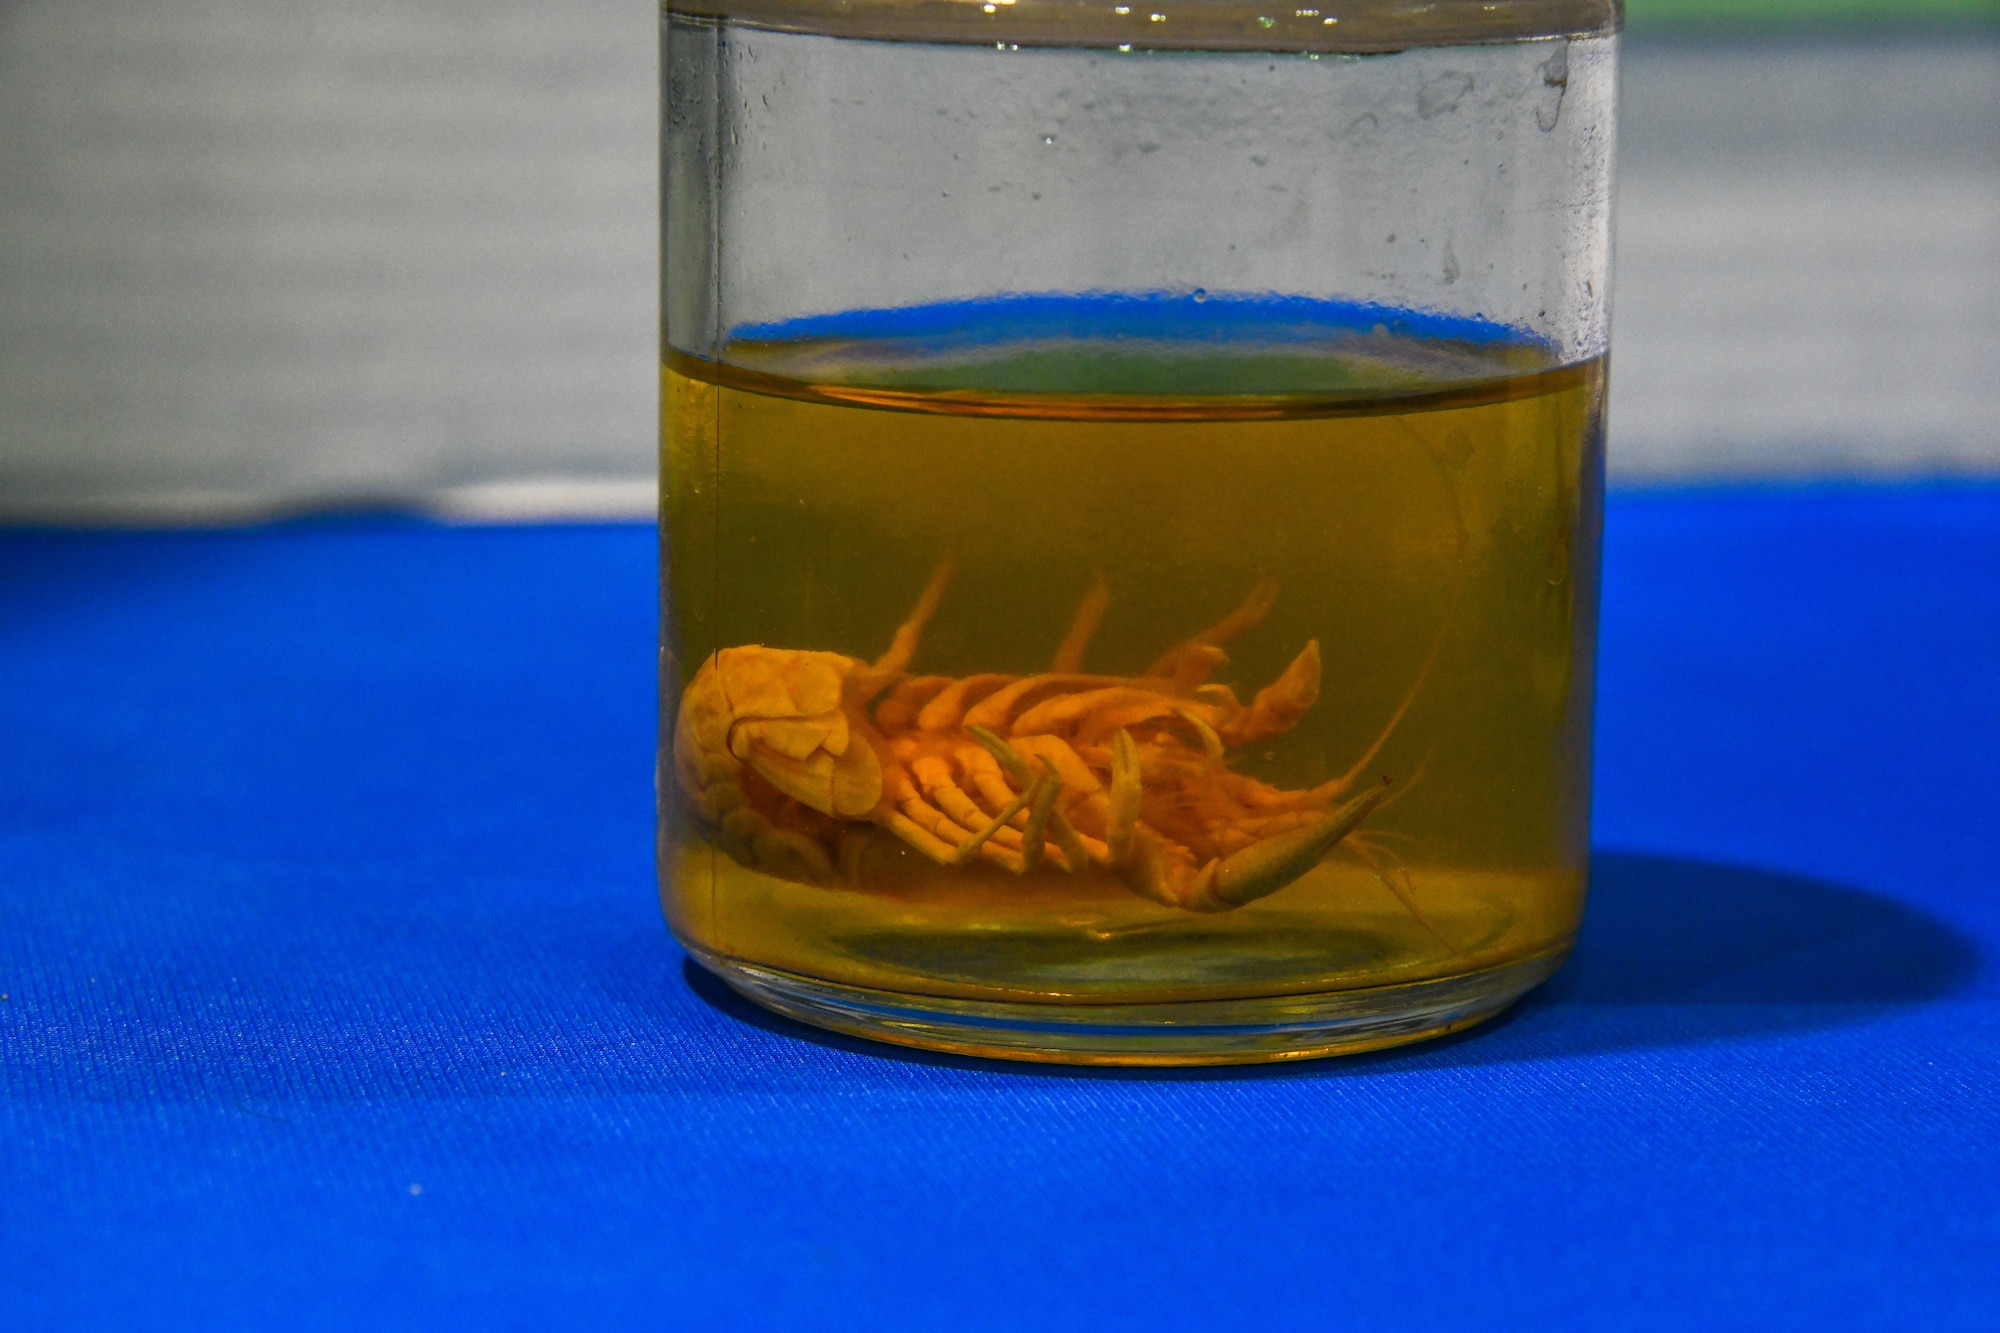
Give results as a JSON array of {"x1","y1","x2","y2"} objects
[{"x1": 0, "y1": 1, "x2": 1995, "y2": 522}]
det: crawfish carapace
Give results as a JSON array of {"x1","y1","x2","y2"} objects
[{"x1": 674, "y1": 565, "x2": 1419, "y2": 914}]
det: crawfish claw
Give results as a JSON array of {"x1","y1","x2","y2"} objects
[{"x1": 1190, "y1": 776, "x2": 1391, "y2": 911}]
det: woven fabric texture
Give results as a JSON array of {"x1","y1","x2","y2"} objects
[{"x1": 2, "y1": 488, "x2": 1997, "y2": 1329}]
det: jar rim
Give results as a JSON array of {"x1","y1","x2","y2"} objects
[{"x1": 663, "y1": 0, "x2": 1622, "y2": 53}]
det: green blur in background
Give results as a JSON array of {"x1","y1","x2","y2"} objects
[{"x1": 1628, "y1": 0, "x2": 1997, "y2": 27}]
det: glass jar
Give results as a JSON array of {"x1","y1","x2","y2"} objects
[{"x1": 660, "y1": 0, "x2": 1618, "y2": 1063}]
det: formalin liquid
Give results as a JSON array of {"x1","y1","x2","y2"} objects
[{"x1": 661, "y1": 308, "x2": 1602, "y2": 1012}]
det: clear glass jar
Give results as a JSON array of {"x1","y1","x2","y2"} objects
[{"x1": 660, "y1": 0, "x2": 1618, "y2": 1063}]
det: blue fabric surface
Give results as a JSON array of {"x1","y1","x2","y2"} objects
[{"x1": 2, "y1": 487, "x2": 1996, "y2": 1330}]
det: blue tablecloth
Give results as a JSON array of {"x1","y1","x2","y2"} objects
[{"x1": 4, "y1": 485, "x2": 1996, "y2": 1330}]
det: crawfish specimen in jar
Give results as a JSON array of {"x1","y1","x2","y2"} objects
[{"x1": 673, "y1": 563, "x2": 1426, "y2": 913}]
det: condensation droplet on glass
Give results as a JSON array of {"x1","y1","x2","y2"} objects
[
  {"x1": 1191, "y1": 288, "x2": 1207, "y2": 302},
  {"x1": 1043, "y1": 134, "x2": 1057, "y2": 145}
]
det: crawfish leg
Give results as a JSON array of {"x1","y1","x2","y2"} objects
[
  {"x1": 957, "y1": 742, "x2": 1027, "y2": 817},
  {"x1": 1144, "y1": 576, "x2": 1280, "y2": 687},
  {"x1": 890, "y1": 789, "x2": 1015, "y2": 867},
  {"x1": 883, "y1": 810, "x2": 963, "y2": 865},
  {"x1": 1049, "y1": 571, "x2": 1111, "y2": 673},
  {"x1": 967, "y1": 726, "x2": 1093, "y2": 872},
  {"x1": 872, "y1": 558, "x2": 956, "y2": 676},
  {"x1": 1092, "y1": 729, "x2": 1221, "y2": 911},
  {"x1": 1007, "y1": 733, "x2": 1113, "y2": 869},
  {"x1": 955, "y1": 744, "x2": 1075, "y2": 875},
  {"x1": 1219, "y1": 639, "x2": 1323, "y2": 748},
  {"x1": 1016, "y1": 773, "x2": 1065, "y2": 872},
  {"x1": 712, "y1": 802, "x2": 835, "y2": 882},
  {"x1": 896, "y1": 795, "x2": 987, "y2": 854},
  {"x1": 750, "y1": 828, "x2": 836, "y2": 881},
  {"x1": 912, "y1": 757, "x2": 1023, "y2": 851},
  {"x1": 903, "y1": 757, "x2": 1026, "y2": 872},
  {"x1": 954, "y1": 779, "x2": 1042, "y2": 866},
  {"x1": 1104, "y1": 729, "x2": 1143, "y2": 866}
]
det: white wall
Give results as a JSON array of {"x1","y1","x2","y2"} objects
[
  {"x1": 0, "y1": 0, "x2": 657, "y2": 521},
  {"x1": 0, "y1": 2, "x2": 1994, "y2": 521},
  {"x1": 1614, "y1": 37, "x2": 1999, "y2": 480}
]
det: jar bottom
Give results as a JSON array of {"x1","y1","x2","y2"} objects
[{"x1": 684, "y1": 943, "x2": 1570, "y2": 1066}]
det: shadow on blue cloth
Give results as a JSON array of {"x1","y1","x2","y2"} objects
[{"x1": 682, "y1": 851, "x2": 1980, "y2": 1078}]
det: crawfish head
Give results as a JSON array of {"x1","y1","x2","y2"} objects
[{"x1": 675, "y1": 646, "x2": 884, "y2": 821}]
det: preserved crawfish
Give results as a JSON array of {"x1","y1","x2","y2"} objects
[{"x1": 673, "y1": 565, "x2": 1415, "y2": 913}]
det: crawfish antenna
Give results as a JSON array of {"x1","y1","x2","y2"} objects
[{"x1": 1332, "y1": 611, "x2": 1450, "y2": 795}]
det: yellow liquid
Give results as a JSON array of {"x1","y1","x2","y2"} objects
[{"x1": 661, "y1": 348, "x2": 1603, "y2": 1005}]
